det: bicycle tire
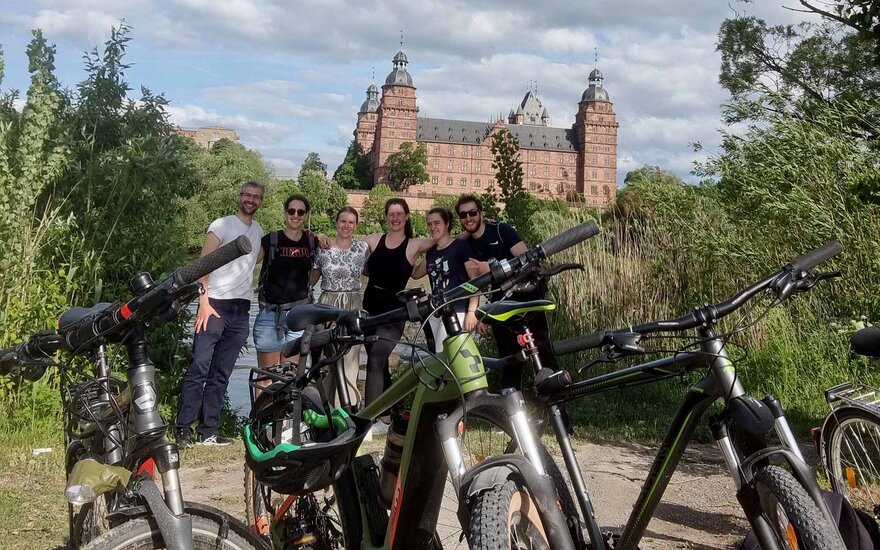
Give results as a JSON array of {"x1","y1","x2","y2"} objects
[
  {"x1": 754, "y1": 465, "x2": 846, "y2": 550},
  {"x1": 434, "y1": 408, "x2": 581, "y2": 550},
  {"x1": 81, "y1": 511, "x2": 261, "y2": 549},
  {"x1": 822, "y1": 406, "x2": 880, "y2": 517},
  {"x1": 465, "y1": 479, "x2": 551, "y2": 550},
  {"x1": 71, "y1": 494, "x2": 110, "y2": 547}
]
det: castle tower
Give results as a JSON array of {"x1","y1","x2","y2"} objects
[
  {"x1": 355, "y1": 79, "x2": 380, "y2": 154},
  {"x1": 574, "y1": 67, "x2": 618, "y2": 206},
  {"x1": 372, "y1": 44, "x2": 419, "y2": 185}
]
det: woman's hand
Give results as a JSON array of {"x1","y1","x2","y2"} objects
[
  {"x1": 194, "y1": 296, "x2": 220, "y2": 333},
  {"x1": 464, "y1": 310, "x2": 479, "y2": 332}
]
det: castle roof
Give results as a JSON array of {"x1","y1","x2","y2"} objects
[
  {"x1": 385, "y1": 48, "x2": 414, "y2": 87},
  {"x1": 582, "y1": 67, "x2": 610, "y2": 102},
  {"x1": 512, "y1": 90, "x2": 548, "y2": 125},
  {"x1": 359, "y1": 82, "x2": 380, "y2": 113},
  {"x1": 416, "y1": 117, "x2": 578, "y2": 152}
]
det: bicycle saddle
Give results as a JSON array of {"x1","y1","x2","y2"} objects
[
  {"x1": 851, "y1": 326, "x2": 880, "y2": 357},
  {"x1": 477, "y1": 300, "x2": 556, "y2": 326},
  {"x1": 285, "y1": 303, "x2": 358, "y2": 331},
  {"x1": 58, "y1": 303, "x2": 113, "y2": 332}
]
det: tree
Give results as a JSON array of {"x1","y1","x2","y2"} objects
[
  {"x1": 490, "y1": 129, "x2": 535, "y2": 240},
  {"x1": 299, "y1": 152, "x2": 327, "y2": 180},
  {"x1": 361, "y1": 184, "x2": 396, "y2": 228},
  {"x1": 717, "y1": 6, "x2": 880, "y2": 129},
  {"x1": 327, "y1": 181, "x2": 348, "y2": 217},
  {"x1": 333, "y1": 140, "x2": 371, "y2": 189},
  {"x1": 385, "y1": 141, "x2": 428, "y2": 192}
]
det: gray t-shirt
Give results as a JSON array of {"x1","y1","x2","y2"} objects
[{"x1": 205, "y1": 215, "x2": 263, "y2": 300}]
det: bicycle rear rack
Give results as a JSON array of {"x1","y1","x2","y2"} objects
[{"x1": 825, "y1": 382, "x2": 880, "y2": 412}]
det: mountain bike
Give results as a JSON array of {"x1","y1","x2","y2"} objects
[
  {"x1": 818, "y1": 325, "x2": 880, "y2": 520},
  {"x1": 240, "y1": 221, "x2": 601, "y2": 550},
  {"x1": 0, "y1": 235, "x2": 266, "y2": 550},
  {"x1": 483, "y1": 241, "x2": 847, "y2": 550}
]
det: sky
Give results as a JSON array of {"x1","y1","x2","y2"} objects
[{"x1": 0, "y1": 0, "x2": 815, "y2": 184}]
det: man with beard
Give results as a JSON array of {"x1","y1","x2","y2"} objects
[
  {"x1": 456, "y1": 194, "x2": 558, "y2": 390},
  {"x1": 175, "y1": 181, "x2": 265, "y2": 447}
]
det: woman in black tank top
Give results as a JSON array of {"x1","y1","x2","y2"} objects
[{"x1": 361, "y1": 199, "x2": 434, "y2": 416}]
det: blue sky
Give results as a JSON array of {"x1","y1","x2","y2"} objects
[{"x1": 1, "y1": 1, "x2": 811, "y2": 182}]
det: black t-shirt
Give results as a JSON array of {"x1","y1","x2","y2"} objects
[
  {"x1": 259, "y1": 231, "x2": 314, "y2": 305},
  {"x1": 468, "y1": 222, "x2": 522, "y2": 263},
  {"x1": 426, "y1": 239, "x2": 476, "y2": 312}
]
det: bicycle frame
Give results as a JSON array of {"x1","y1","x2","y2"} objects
[
  {"x1": 552, "y1": 326, "x2": 838, "y2": 550},
  {"x1": 339, "y1": 326, "x2": 572, "y2": 549}
]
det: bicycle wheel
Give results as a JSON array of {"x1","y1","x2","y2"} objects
[
  {"x1": 754, "y1": 465, "x2": 846, "y2": 550},
  {"x1": 465, "y1": 479, "x2": 550, "y2": 550},
  {"x1": 822, "y1": 407, "x2": 880, "y2": 517},
  {"x1": 435, "y1": 409, "x2": 579, "y2": 550},
  {"x1": 81, "y1": 511, "x2": 260, "y2": 549},
  {"x1": 244, "y1": 463, "x2": 347, "y2": 549},
  {"x1": 71, "y1": 494, "x2": 110, "y2": 547}
]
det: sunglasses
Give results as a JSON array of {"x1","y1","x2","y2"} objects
[
  {"x1": 458, "y1": 208, "x2": 480, "y2": 219},
  {"x1": 286, "y1": 208, "x2": 308, "y2": 217}
]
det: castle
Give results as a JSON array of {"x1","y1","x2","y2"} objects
[{"x1": 354, "y1": 47, "x2": 619, "y2": 208}]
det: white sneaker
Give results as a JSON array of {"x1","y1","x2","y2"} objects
[{"x1": 198, "y1": 435, "x2": 233, "y2": 446}]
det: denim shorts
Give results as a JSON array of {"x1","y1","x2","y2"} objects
[{"x1": 253, "y1": 307, "x2": 304, "y2": 353}]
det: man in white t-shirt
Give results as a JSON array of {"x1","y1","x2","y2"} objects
[{"x1": 175, "y1": 181, "x2": 265, "y2": 447}]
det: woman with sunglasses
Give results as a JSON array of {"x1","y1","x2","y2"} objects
[
  {"x1": 310, "y1": 206, "x2": 370, "y2": 407},
  {"x1": 253, "y1": 194, "x2": 319, "y2": 371},
  {"x1": 361, "y1": 198, "x2": 434, "y2": 419},
  {"x1": 413, "y1": 207, "x2": 480, "y2": 352}
]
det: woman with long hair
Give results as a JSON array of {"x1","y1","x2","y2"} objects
[
  {"x1": 310, "y1": 206, "x2": 370, "y2": 407},
  {"x1": 413, "y1": 207, "x2": 480, "y2": 352},
  {"x1": 361, "y1": 198, "x2": 433, "y2": 416}
]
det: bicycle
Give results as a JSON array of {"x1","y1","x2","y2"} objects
[
  {"x1": 818, "y1": 325, "x2": 880, "y2": 520},
  {"x1": 0, "y1": 235, "x2": 266, "y2": 550},
  {"x1": 240, "y1": 220, "x2": 602, "y2": 550},
  {"x1": 480, "y1": 241, "x2": 848, "y2": 549}
]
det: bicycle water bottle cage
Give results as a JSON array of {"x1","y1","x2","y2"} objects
[
  {"x1": 477, "y1": 300, "x2": 556, "y2": 326},
  {"x1": 727, "y1": 394, "x2": 775, "y2": 434}
]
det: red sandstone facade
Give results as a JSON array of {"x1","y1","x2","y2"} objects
[{"x1": 355, "y1": 48, "x2": 619, "y2": 209}]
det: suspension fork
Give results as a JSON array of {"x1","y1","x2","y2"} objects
[
  {"x1": 95, "y1": 344, "x2": 125, "y2": 466},
  {"x1": 518, "y1": 325, "x2": 607, "y2": 550}
]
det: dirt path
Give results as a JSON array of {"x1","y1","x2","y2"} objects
[{"x1": 181, "y1": 438, "x2": 754, "y2": 549}]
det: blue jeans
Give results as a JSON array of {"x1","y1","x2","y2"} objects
[{"x1": 176, "y1": 298, "x2": 250, "y2": 439}]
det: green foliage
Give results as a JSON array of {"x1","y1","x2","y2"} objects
[
  {"x1": 361, "y1": 184, "x2": 396, "y2": 227},
  {"x1": 183, "y1": 138, "x2": 270, "y2": 250},
  {"x1": 298, "y1": 169, "x2": 331, "y2": 214},
  {"x1": 327, "y1": 180, "x2": 348, "y2": 218},
  {"x1": 489, "y1": 129, "x2": 536, "y2": 241},
  {"x1": 479, "y1": 183, "x2": 502, "y2": 222},
  {"x1": 333, "y1": 140, "x2": 371, "y2": 189},
  {"x1": 385, "y1": 141, "x2": 428, "y2": 192},
  {"x1": 299, "y1": 152, "x2": 327, "y2": 179}
]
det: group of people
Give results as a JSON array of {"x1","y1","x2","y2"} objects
[{"x1": 174, "y1": 180, "x2": 554, "y2": 447}]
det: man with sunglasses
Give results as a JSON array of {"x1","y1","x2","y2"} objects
[
  {"x1": 176, "y1": 181, "x2": 265, "y2": 448},
  {"x1": 456, "y1": 194, "x2": 558, "y2": 390}
]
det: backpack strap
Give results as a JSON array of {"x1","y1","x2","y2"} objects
[{"x1": 257, "y1": 230, "x2": 281, "y2": 303}]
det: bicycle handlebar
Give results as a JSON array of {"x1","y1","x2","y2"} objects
[
  {"x1": 281, "y1": 221, "x2": 601, "y2": 357},
  {"x1": 1, "y1": 236, "x2": 252, "y2": 378},
  {"x1": 552, "y1": 241, "x2": 842, "y2": 357}
]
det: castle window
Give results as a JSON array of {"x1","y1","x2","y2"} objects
[
  {"x1": 529, "y1": 151, "x2": 537, "y2": 161},
  {"x1": 475, "y1": 148, "x2": 482, "y2": 157},
  {"x1": 604, "y1": 186, "x2": 611, "y2": 196},
  {"x1": 461, "y1": 149, "x2": 468, "y2": 158},
  {"x1": 433, "y1": 145, "x2": 440, "y2": 154},
  {"x1": 432, "y1": 159, "x2": 439, "y2": 170},
  {"x1": 604, "y1": 170, "x2": 610, "y2": 181},
  {"x1": 591, "y1": 170, "x2": 597, "y2": 179},
  {"x1": 605, "y1": 156, "x2": 611, "y2": 166},
  {"x1": 446, "y1": 177, "x2": 453, "y2": 186},
  {"x1": 432, "y1": 176, "x2": 438, "y2": 185},
  {"x1": 592, "y1": 155, "x2": 598, "y2": 164},
  {"x1": 558, "y1": 154, "x2": 564, "y2": 164},
  {"x1": 448, "y1": 145, "x2": 455, "y2": 155},
  {"x1": 460, "y1": 178, "x2": 467, "y2": 187},
  {"x1": 529, "y1": 167, "x2": 536, "y2": 177},
  {"x1": 544, "y1": 153, "x2": 550, "y2": 162},
  {"x1": 543, "y1": 168, "x2": 549, "y2": 177},
  {"x1": 488, "y1": 179, "x2": 494, "y2": 188},
  {"x1": 529, "y1": 181, "x2": 536, "y2": 191},
  {"x1": 475, "y1": 162, "x2": 482, "y2": 172},
  {"x1": 557, "y1": 169, "x2": 563, "y2": 178},
  {"x1": 447, "y1": 160, "x2": 454, "y2": 170},
  {"x1": 591, "y1": 185, "x2": 598, "y2": 195},
  {"x1": 474, "y1": 178, "x2": 481, "y2": 188},
  {"x1": 461, "y1": 163, "x2": 467, "y2": 171}
]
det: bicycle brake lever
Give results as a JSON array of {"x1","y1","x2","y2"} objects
[
  {"x1": 796, "y1": 270, "x2": 842, "y2": 291},
  {"x1": 537, "y1": 262, "x2": 585, "y2": 277}
]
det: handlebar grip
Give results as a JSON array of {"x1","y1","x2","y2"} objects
[
  {"x1": 788, "y1": 240, "x2": 842, "y2": 274},
  {"x1": 538, "y1": 221, "x2": 600, "y2": 258},
  {"x1": 552, "y1": 331, "x2": 607, "y2": 356},
  {"x1": 280, "y1": 328, "x2": 334, "y2": 358},
  {"x1": 173, "y1": 235, "x2": 253, "y2": 286}
]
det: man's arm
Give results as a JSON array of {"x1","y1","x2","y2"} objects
[
  {"x1": 509, "y1": 241, "x2": 528, "y2": 257},
  {"x1": 193, "y1": 232, "x2": 222, "y2": 333}
]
